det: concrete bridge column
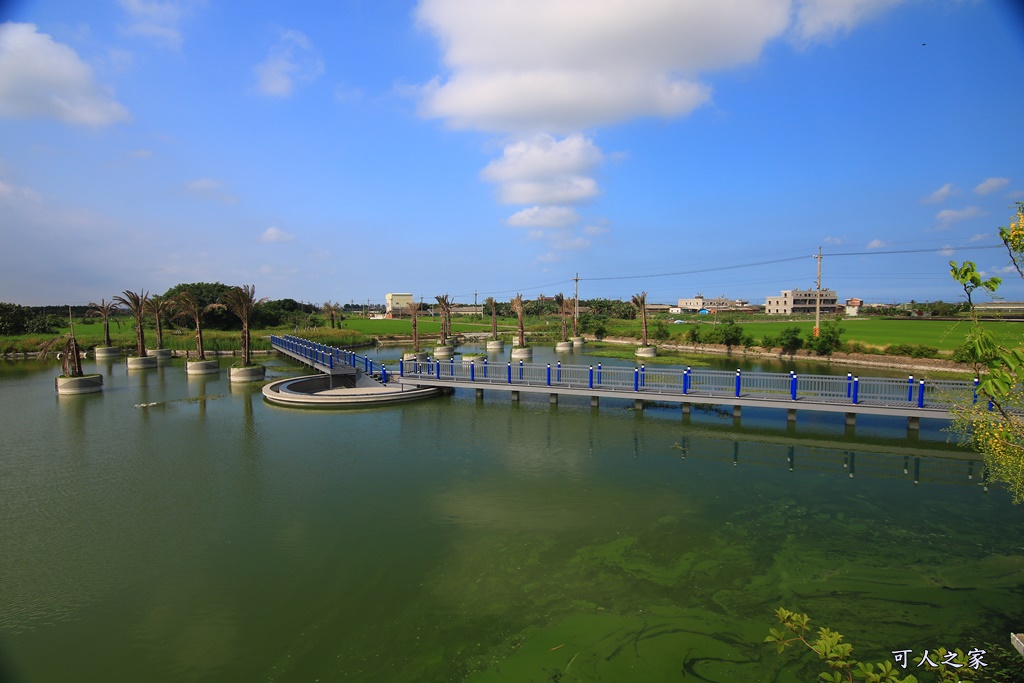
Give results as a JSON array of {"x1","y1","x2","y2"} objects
[
  {"x1": 733, "y1": 405, "x2": 742, "y2": 420},
  {"x1": 476, "y1": 388, "x2": 484, "y2": 400},
  {"x1": 591, "y1": 396, "x2": 599, "y2": 408},
  {"x1": 550, "y1": 393, "x2": 558, "y2": 404},
  {"x1": 787, "y1": 409, "x2": 797, "y2": 423},
  {"x1": 846, "y1": 413, "x2": 856, "y2": 427},
  {"x1": 511, "y1": 391, "x2": 520, "y2": 403},
  {"x1": 908, "y1": 416, "x2": 920, "y2": 431},
  {"x1": 634, "y1": 399, "x2": 644, "y2": 411},
  {"x1": 682, "y1": 403, "x2": 691, "y2": 416}
]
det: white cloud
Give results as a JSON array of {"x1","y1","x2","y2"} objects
[
  {"x1": 482, "y1": 133, "x2": 603, "y2": 205},
  {"x1": 936, "y1": 206, "x2": 983, "y2": 227},
  {"x1": 0, "y1": 178, "x2": 41, "y2": 202},
  {"x1": 259, "y1": 226, "x2": 295, "y2": 243},
  {"x1": 823, "y1": 235, "x2": 844, "y2": 245},
  {"x1": 415, "y1": 0, "x2": 799, "y2": 133},
  {"x1": 254, "y1": 30, "x2": 324, "y2": 98},
  {"x1": 552, "y1": 236, "x2": 590, "y2": 251},
  {"x1": 974, "y1": 177, "x2": 1009, "y2": 195},
  {"x1": 185, "y1": 178, "x2": 238, "y2": 204},
  {"x1": 792, "y1": 0, "x2": 905, "y2": 42},
  {"x1": 506, "y1": 206, "x2": 579, "y2": 228},
  {"x1": 536, "y1": 251, "x2": 560, "y2": 263},
  {"x1": 969, "y1": 233, "x2": 989, "y2": 242},
  {"x1": 118, "y1": 0, "x2": 197, "y2": 50},
  {"x1": 867, "y1": 239, "x2": 884, "y2": 249},
  {"x1": 939, "y1": 245, "x2": 954, "y2": 257},
  {"x1": 583, "y1": 223, "x2": 610, "y2": 236},
  {"x1": 0, "y1": 23, "x2": 131, "y2": 126},
  {"x1": 922, "y1": 182, "x2": 955, "y2": 204}
]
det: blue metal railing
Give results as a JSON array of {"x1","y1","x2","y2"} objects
[{"x1": 271, "y1": 336, "x2": 979, "y2": 412}]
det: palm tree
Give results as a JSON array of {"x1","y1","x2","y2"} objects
[
  {"x1": 631, "y1": 291, "x2": 649, "y2": 347},
  {"x1": 484, "y1": 296, "x2": 498, "y2": 340},
  {"x1": 114, "y1": 290, "x2": 150, "y2": 357},
  {"x1": 406, "y1": 301, "x2": 420, "y2": 351},
  {"x1": 145, "y1": 294, "x2": 173, "y2": 351},
  {"x1": 221, "y1": 285, "x2": 267, "y2": 367},
  {"x1": 322, "y1": 301, "x2": 342, "y2": 329},
  {"x1": 553, "y1": 293, "x2": 568, "y2": 342},
  {"x1": 173, "y1": 289, "x2": 221, "y2": 360},
  {"x1": 510, "y1": 293, "x2": 526, "y2": 348},
  {"x1": 434, "y1": 294, "x2": 453, "y2": 346},
  {"x1": 39, "y1": 308, "x2": 85, "y2": 378},
  {"x1": 86, "y1": 298, "x2": 122, "y2": 348}
]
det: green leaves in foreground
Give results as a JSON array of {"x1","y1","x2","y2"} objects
[{"x1": 764, "y1": 607, "x2": 995, "y2": 683}]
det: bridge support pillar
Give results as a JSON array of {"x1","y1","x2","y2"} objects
[
  {"x1": 511, "y1": 391, "x2": 520, "y2": 403},
  {"x1": 787, "y1": 409, "x2": 797, "y2": 423},
  {"x1": 681, "y1": 403, "x2": 691, "y2": 416},
  {"x1": 846, "y1": 412, "x2": 856, "y2": 427},
  {"x1": 733, "y1": 405, "x2": 742, "y2": 420},
  {"x1": 907, "y1": 416, "x2": 920, "y2": 431},
  {"x1": 476, "y1": 388, "x2": 484, "y2": 400},
  {"x1": 591, "y1": 396, "x2": 599, "y2": 408},
  {"x1": 634, "y1": 399, "x2": 644, "y2": 411},
  {"x1": 550, "y1": 393, "x2": 558, "y2": 404}
]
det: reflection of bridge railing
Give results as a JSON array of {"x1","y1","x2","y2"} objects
[
  {"x1": 396, "y1": 356, "x2": 976, "y2": 412},
  {"x1": 270, "y1": 335, "x2": 391, "y2": 382},
  {"x1": 678, "y1": 437, "x2": 987, "y2": 489}
]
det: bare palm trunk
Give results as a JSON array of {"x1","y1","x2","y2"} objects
[{"x1": 241, "y1": 320, "x2": 250, "y2": 366}]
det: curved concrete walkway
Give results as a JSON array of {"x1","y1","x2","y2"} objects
[{"x1": 262, "y1": 373, "x2": 441, "y2": 407}]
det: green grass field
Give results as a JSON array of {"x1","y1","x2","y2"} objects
[{"x1": 4, "y1": 314, "x2": 1021, "y2": 357}]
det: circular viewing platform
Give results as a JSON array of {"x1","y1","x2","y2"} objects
[{"x1": 263, "y1": 373, "x2": 441, "y2": 408}]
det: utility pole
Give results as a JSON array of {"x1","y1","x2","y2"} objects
[
  {"x1": 813, "y1": 246, "x2": 822, "y2": 337},
  {"x1": 573, "y1": 272, "x2": 580, "y2": 334}
]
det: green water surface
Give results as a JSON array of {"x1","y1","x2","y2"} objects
[{"x1": 0, "y1": 355, "x2": 1021, "y2": 682}]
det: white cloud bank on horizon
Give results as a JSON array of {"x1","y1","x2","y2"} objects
[
  {"x1": 254, "y1": 30, "x2": 324, "y2": 98},
  {"x1": 0, "y1": 22, "x2": 131, "y2": 126}
]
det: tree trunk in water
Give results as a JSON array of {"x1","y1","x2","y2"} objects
[
  {"x1": 241, "y1": 321, "x2": 250, "y2": 366},
  {"x1": 195, "y1": 319, "x2": 205, "y2": 360},
  {"x1": 136, "y1": 322, "x2": 146, "y2": 357}
]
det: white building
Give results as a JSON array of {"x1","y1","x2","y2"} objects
[
  {"x1": 765, "y1": 288, "x2": 838, "y2": 315},
  {"x1": 385, "y1": 293, "x2": 414, "y2": 318},
  {"x1": 677, "y1": 293, "x2": 748, "y2": 312}
]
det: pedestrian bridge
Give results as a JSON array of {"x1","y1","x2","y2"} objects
[{"x1": 270, "y1": 335, "x2": 981, "y2": 430}]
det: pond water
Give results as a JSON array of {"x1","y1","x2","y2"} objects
[{"x1": 1, "y1": 351, "x2": 1022, "y2": 683}]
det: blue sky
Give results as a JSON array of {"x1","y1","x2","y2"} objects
[{"x1": 1, "y1": 0, "x2": 1023, "y2": 308}]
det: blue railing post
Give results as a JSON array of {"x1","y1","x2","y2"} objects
[
  {"x1": 790, "y1": 372, "x2": 797, "y2": 400},
  {"x1": 597, "y1": 363, "x2": 602, "y2": 385},
  {"x1": 399, "y1": 359, "x2": 404, "y2": 377},
  {"x1": 519, "y1": 360, "x2": 524, "y2": 380},
  {"x1": 589, "y1": 365, "x2": 594, "y2": 389},
  {"x1": 634, "y1": 368, "x2": 639, "y2": 392},
  {"x1": 640, "y1": 364, "x2": 646, "y2": 388},
  {"x1": 907, "y1": 375, "x2": 914, "y2": 402},
  {"x1": 735, "y1": 369, "x2": 741, "y2": 397},
  {"x1": 917, "y1": 379, "x2": 925, "y2": 408},
  {"x1": 436, "y1": 360, "x2": 441, "y2": 380},
  {"x1": 556, "y1": 361, "x2": 561, "y2": 383},
  {"x1": 546, "y1": 364, "x2": 551, "y2": 387},
  {"x1": 507, "y1": 362, "x2": 512, "y2": 384},
  {"x1": 450, "y1": 357, "x2": 454, "y2": 378},
  {"x1": 683, "y1": 368, "x2": 689, "y2": 394},
  {"x1": 483, "y1": 358, "x2": 488, "y2": 379},
  {"x1": 852, "y1": 376, "x2": 859, "y2": 404},
  {"x1": 846, "y1": 373, "x2": 852, "y2": 398},
  {"x1": 470, "y1": 361, "x2": 475, "y2": 382},
  {"x1": 973, "y1": 377, "x2": 979, "y2": 404},
  {"x1": 382, "y1": 366, "x2": 387, "y2": 384}
]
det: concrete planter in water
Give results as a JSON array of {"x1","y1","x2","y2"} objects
[
  {"x1": 93, "y1": 346, "x2": 121, "y2": 359},
  {"x1": 148, "y1": 349, "x2": 173, "y2": 359},
  {"x1": 403, "y1": 352, "x2": 428, "y2": 362},
  {"x1": 186, "y1": 359, "x2": 220, "y2": 375},
  {"x1": 486, "y1": 340, "x2": 504, "y2": 352},
  {"x1": 126, "y1": 355, "x2": 158, "y2": 370},
  {"x1": 554, "y1": 341, "x2": 573, "y2": 352},
  {"x1": 229, "y1": 365, "x2": 266, "y2": 383},
  {"x1": 635, "y1": 346, "x2": 657, "y2": 358},
  {"x1": 55, "y1": 374, "x2": 103, "y2": 395},
  {"x1": 510, "y1": 346, "x2": 533, "y2": 360},
  {"x1": 571, "y1": 337, "x2": 585, "y2": 348},
  {"x1": 433, "y1": 345, "x2": 455, "y2": 359}
]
